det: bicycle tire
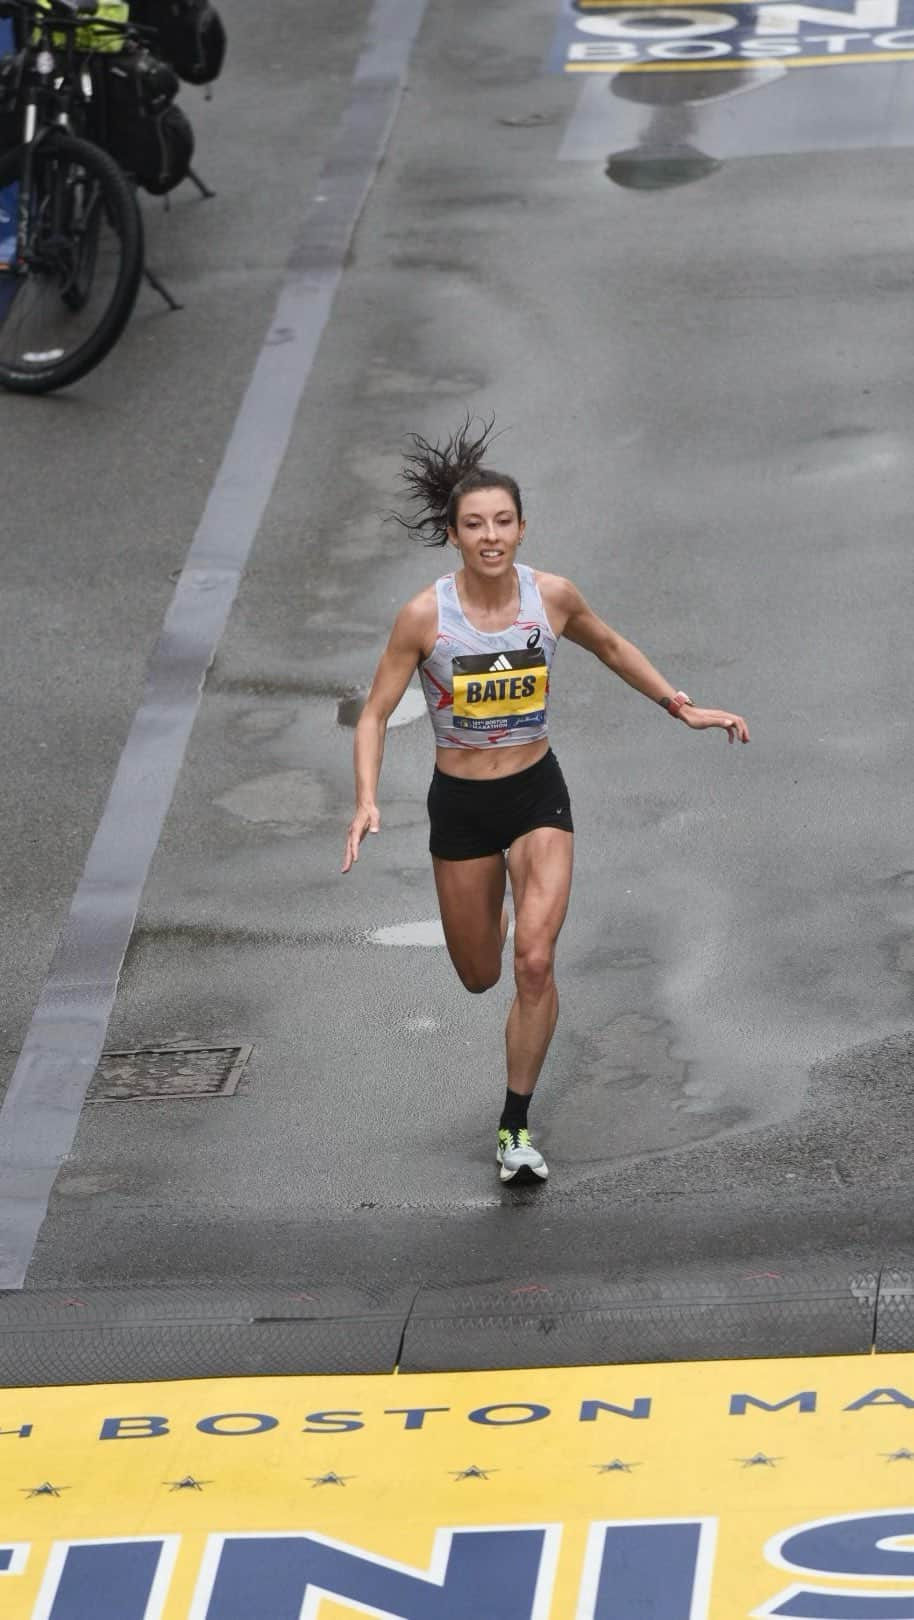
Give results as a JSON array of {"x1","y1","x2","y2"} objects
[{"x1": 0, "y1": 129, "x2": 143, "y2": 394}]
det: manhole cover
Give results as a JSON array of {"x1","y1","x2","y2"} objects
[{"x1": 87, "y1": 1044, "x2": 253, "y2": 1102}]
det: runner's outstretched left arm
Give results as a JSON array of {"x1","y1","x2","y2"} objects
[{"x1": 547, "y1": 575, "x2": 750, "y2": 745}]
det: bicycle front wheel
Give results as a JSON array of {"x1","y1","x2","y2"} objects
[{"x1": 0, "y1": 131, "x2": 144, "y2": 394}]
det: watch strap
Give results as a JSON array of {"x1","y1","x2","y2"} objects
[{"x1": 665, "y1": 690, "x2": 693, "y2": 718}]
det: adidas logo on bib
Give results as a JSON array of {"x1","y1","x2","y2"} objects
[{"x1": 489, "y1": 654, "x2": 513, "y2": 672}]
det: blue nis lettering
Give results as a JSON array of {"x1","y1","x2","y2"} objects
[
  {"x1": 43, "y1": 1541, "x2": 168, "y2": 1620},
  {"x1": 764, "y1": 1512, "x2": 914, "y2": 1619},
  {"x1": 199, "y1": 1528, "x2": 549, "y2": 1620},
  {"x1": 582, "y1": 1521, "x2": 711, "y2": 1620}
]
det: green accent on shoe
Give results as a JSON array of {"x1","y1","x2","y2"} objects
[{"x1": 496, "y1": 1126, "x2": 548, "y2": 1183}]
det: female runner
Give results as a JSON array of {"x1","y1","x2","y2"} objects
[{"x1": 341, "y1": 420, "x2": 749, "y2": 1184}]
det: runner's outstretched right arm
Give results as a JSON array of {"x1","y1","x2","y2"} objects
[{"x1": 341, "y1": 596, "x2": 431, "y2": 873}]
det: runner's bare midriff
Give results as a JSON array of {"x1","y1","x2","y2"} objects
[{"x1": 434, "y1": 737, "x2": 550, "y2": 779}]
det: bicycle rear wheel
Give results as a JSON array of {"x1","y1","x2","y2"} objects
[{"x1": 0, "y1": 130, "x2": 143, "y2": 394}]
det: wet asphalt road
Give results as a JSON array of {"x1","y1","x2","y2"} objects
[{"x1": 1, "y1": 0, "x2": 913, "y2": 1303}]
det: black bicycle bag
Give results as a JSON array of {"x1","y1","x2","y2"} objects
[
  {"x1": 128, "y1": 0, "x2": 225, "y2": 85},
  {"x1": 95, "y1": 45, "x2": 194, "y2": 194},
  {"x1": 0, "y1": 50, "x2": 24, "y2": 154}
]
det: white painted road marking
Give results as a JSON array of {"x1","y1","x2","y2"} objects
[{"x1": 0, "y1": 0, "x2": 432, "y2": 1290}]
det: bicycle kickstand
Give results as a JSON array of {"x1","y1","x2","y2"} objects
[
  {"x1": 189, "y1": 167, "x2": 216, "y2": 200},
  {"x1": 144, "y1": 264, "x2": 183, "y2": 312}
]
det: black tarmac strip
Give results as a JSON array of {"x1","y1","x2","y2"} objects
[
  {"x1": 3, "y1": 1265, "x2": 914, "y2": 1384},
  {"x1": 2, "y1": 0, "x2": 914, "y2": 1383}
]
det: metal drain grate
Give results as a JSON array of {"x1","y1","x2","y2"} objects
[{"x1": 87, "y1": 1044, "x2": 253, "y2": 1102}]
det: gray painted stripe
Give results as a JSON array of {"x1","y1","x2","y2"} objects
[{"x1": 0, "y1": 0, "x2": 429, "y2": 1289}]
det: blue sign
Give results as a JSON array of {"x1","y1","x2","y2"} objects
[
  {"x1": 549, "y1": 0, "x2": 914, "y2": 71},
  {"x1": 1, "y1": 14, "x2": 17, "y2": 307}
]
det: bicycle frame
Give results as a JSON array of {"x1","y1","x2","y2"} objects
[{"x1": 1, "y1": 0, "x2": 136, "y2": 270}]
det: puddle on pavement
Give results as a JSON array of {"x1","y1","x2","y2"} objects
[
  {"x1": 337, "y1": 693, "x2": 365, "y2": 728},
  {"x1": 214, "y1": 771, "x2": 327, "y2": 832},
  {"x1": 338, "y1": 685, "x2": 427, "y2": 730},
  {"x1": 560, "y1": 63, "x2": 914, "y2": 181}
]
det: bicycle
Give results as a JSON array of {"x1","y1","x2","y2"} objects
[{"x1": 0, "y1": 0, "x2": 144, "y2": 392}]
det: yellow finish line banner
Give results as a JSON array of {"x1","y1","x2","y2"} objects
[{"x1": 4, "y1": 1353, "x2": 914, "y2": 1616}]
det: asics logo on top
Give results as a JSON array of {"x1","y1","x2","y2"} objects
[
  {"x1": 527, "y1": 628, "x2": 542, "y2": 650},
  {"x1": 489, "y1": 654, "x2": 513, "y2": 672}
]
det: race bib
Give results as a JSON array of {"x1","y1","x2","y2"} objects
[{"x1": 451, "y1": 648, "x2": 548, "y2": 733}]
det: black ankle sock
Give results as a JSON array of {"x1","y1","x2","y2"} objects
[{"x1": 499, "y1": 1088, "x2": 530, "y2": 1132}]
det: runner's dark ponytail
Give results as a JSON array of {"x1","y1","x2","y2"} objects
[{"x1": 392, "y1": 414, "x2": 523, "y2": 546}]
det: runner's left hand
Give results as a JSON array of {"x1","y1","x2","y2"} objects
[{"x1": 681, "y1": 706, "x2": 750, "y2": 744}]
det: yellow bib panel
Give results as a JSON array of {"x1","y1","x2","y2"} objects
[{"x1": 451, "y1": 649, "x2": 548, "y2": 736}]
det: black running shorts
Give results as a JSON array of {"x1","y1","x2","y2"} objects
[{"x1": 427, "y1": 748, "x2": 574, "y2": 861}]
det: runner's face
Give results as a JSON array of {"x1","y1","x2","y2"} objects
[{"x1": 447, "y1": 488, "x2": 525, "y2": 578}]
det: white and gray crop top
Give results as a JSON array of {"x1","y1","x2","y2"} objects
[{"x1": 420, "y1": 563, "x2": 557, "y2": 749}]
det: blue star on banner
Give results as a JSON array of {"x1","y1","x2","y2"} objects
[
  {"x1": 593, "y1": 1460, "x2": 639, "y2": 1474},
  {"x1": 21, "y1": 1483, "x2": 68, "y2": 1499},
  {"x1": 737, "y1": 1453, "x2": 782, "y2": 1468},
  {"x1": 450, "y1": 1466, "x2": 496, "y2": 1481},
  {"x1": 308, "y1": 1472, "x2": 353, "y2": 1487}
]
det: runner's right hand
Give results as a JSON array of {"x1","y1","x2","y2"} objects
[{"x1": 341, "y1": 804, "x2": 381, "y2": 873}]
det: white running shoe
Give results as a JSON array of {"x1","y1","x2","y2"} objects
[{"x1": 496, "y1": 1126, "x2": 549, "y2": 1184}]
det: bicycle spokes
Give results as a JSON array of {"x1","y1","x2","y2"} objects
[{"x1": 0, "y1": 142, "x2": 136, "y2": 381}]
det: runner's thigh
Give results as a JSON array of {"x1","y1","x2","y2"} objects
[
  {"x1": 507, "y1": 826, "x2": 574, "y2": 949},
  {"x1": 432, "y1": 852, "x2": 506, "y2": 984}
]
